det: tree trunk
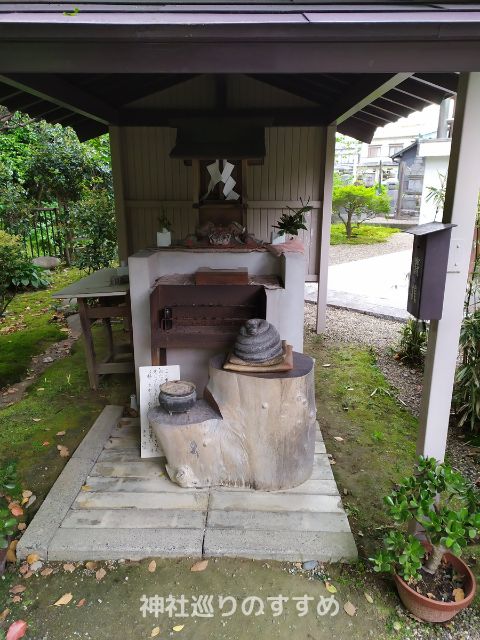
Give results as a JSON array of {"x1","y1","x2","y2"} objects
[
  {"x1": 424, "y1": 544, "x2": 446, "y2": 574},
  {"x1": 346, "y1": 213, "x2": 353, "y2": 238},
  {"x1": 149, "y1": 353, "x2": 317, "y2": 490}
]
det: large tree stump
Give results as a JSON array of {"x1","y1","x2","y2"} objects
[{"x1": 148, "y1": 352, "x2": 316, "y2": 491}]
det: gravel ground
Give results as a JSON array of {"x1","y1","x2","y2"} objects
[
  {"x1": 329, "y1": 231, "x2": 413, "y2": 265},
  {"x1": 305, "y1": 303, "x2": 480, "y2": 486}
]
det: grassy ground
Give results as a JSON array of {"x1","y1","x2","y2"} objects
[
  {"x1": 0, "y1": 268, "x2": 83, "y2": 388},
  {"x1": 330, "y1": 223, "x2": 400, "y2": 245},
  {"x1": 0, "y1": 322, "x2": 478, "y2": 639}
]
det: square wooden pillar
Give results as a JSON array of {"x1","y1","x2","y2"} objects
[
  {"x1": 109, "y1": 125, "x2": 129, "y2": 263},
  {"x1": 316, "y1": 125, "x2": 336, "y2": 333},
  {"x1": 417, "y1": 73, "x2": 480, "y2": 460}
]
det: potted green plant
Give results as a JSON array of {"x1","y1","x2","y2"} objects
[
  {"x1": 271, "y1": 199, "x2": 311, "y2": 244},
  {"x1": 157, "y1": 213, "x2": 172, "y2": 247},
  {"x1": 371, "y1": 456, "x2": 479, "y2": 623}
]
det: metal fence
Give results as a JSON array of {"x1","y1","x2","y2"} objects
[{"x1": 0, "y1": 207, "x2": 64, "y2": 258}]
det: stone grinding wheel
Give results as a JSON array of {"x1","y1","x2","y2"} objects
[{"x1": 233, "y1": 318, "x2": 283, "y2": 363}]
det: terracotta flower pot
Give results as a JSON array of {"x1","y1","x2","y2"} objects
[{"x1": 394, "y1": 552, "x2": 476, "y2": 623}]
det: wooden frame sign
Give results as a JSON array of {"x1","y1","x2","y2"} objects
[{"x1": 405, "y1": 222, "x2": 455, "y2": 321}]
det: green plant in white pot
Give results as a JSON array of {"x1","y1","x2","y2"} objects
[
  {"x1": 157, "y1": 214, "x2": 172, "y2": 247},
  {"x1": 371, "y1": 456, "x2": 479, "y2": 622}
]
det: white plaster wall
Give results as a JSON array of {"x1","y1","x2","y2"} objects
[
  {"x1": 129, "y1": 249, "x2": 305, "y2": 397},
  {"x1": 419, "y1": 156, "x2": 450, "y2": 224}
]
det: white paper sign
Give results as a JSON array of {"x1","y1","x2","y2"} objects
[{"x1": 140, "y1": 365, "x2": 180, "y2": 458}]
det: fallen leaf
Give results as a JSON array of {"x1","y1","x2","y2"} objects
[
  {"x1": 63, "y1": 563, "x2": 75, "y2": 573},
  {"x1": 76, "y1": 599, "x2": 86, "y2": 608},
  {"x1": 0, "y1": 609, "x2": 9, "y2": 622},
  {"x1": 57, "y1": 445, "x2": 70, "y2": 458},
  {"x1": 23, "y1": 571, "x2": 33, "y2": 580},
  {"x1": 6, "y1": 620, "x2": 27, "y2": 640},
  {"x1": 25, "y1": 495, "x2": 36, "y2": 509},
  {"x1": 322, "y1": 364, "x2": 331, "y2": 368},
  {"x1": 85, "y1": 561, "x2": 97, "y2": 571},
  {"x1": 21, "y1": 491, "x2": 32, "y2": 499},
  {"x1": 54, "y1": 593, "x2": 73, "y2": 606},
  {"x1": 9, "y1": 503, "x2": 23, "y2": 517},
  {"x1": 148, "y1": 560, "x2": 156, "y2": 573},
  {"x1": 453, "y1": 588, "x2": 465, "y2": 602},
  {"x1": 42, "y1": 441, "x2": 50, "y2": 447},
  {"x1": 172, "y1": 626, "x2": 184, "y2": 632},
  {"x1": 40, "y1": 567, "x2": 53, "y2": 577},
  {"x1": 427, "y1": 592, "x2": 436, "y2": 600},
  {"x1": 6, "y1": 548, "x2": 17, "y2": 563},
  {"x1": 393, "y1": 620, "x2": 402, "y2": 631},
  {"x1": 17, "y1": 523, "x2": 26, "y2": 531},
  {"x1": 364, "y1": 592, "x2": 374, "y2": 604},
  {"x1": 37, "y1": 388, "x2": 45, "y2": 392},
  {"x1": 151, "y1": 628, "x2": 160, "y2": 638},
  {"x1": 190, "y1": 560, "x2": 208, "y2": 572},
  {"x1": 333, "y1": 436, "x2": 344, "y2": 442},
  {"x1": 27, "y1": 553, "x2": 40, "y2": 565},
  {"x1": 9, "y1": 585, "x2": 26, "y2": 595},
  {"x1": 56, "y1": 431, "x2": 66, "y2": 436},
  {"x1": 95, "y1": 567, "x2": 107, "y2": 581},
  {"x1": 11, "y1": 597, "x2": 21, "y2": 604},
  {"x1": 81, "y1": 485, "x2": 92, "y2": 492},
  {"x1": 29, "y1": 561, "x2": 43, "y2": 573},
  {"x1": 343, "y1": 601, "x2": 357, "y2": 617},
  {"x1": 325, "y1": 582, "x2": 337, "y2": 593},
  {"x1": 19, "y1": 564, "x2": 29, "y2": 575}
]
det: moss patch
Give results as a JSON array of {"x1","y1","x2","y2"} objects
[
  {"x1": 0, "y1": 268, "x2": 83, "y2": 387},
  {"x1": 0, "y1": 325, "x2": 134, "y2": 512},
  {"x1": 330, "y1": 223, "x2": 400, "y2": 245},
  {"x1": 305, "y1": 334, "x2": 418, "y2": 554}
]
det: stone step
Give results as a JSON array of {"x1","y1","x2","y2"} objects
[
  {"x1": 62, "y1": 508, "x2": 206, "y2": 529},
  {"x1": 98, "y1": 450, "x2": 143, "y2": 463},
  {"x1": 104, "y1": 436, "x2": 140, "y2": 450},
  {"x1": 84, "y1": 475, "x2": 208, "y2": 494},
  {"x1": 209, "y1": 490, "x2": 343, "y2": 513},
  {"x1": 48, "y1": 527, "x2": 204, "y2": 561},
  {"x1": 90, "y1": 460, "x2": 165, "y2": 478},
  {"x1": 203, "y1": 529, "x2": 357, "y2": 562},
  {"x1": 73, "y1": 490, "x2": 208, "y2": 511},
  {"x1": 207, "y1": 509, "x2": 352, "y2": 533}
]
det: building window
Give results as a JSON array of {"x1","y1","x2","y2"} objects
[
  {"x1": 368, "y1": 145, "x2": 381, "y2": 158},
  {"x1": 389, "y1": 144, "x2": 403, "y2": 156}
]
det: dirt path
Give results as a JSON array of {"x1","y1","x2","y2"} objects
[{"x1": 0, "y1": 315, "x2": 81, "y2": 409}]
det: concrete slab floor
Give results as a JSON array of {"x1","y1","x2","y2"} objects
[
  {"x1": 17, "y1": 406, "x2": 357, "y2": 563},
  {"x1": 306, "y1": 249, "x2": 412, "y2": 320}
]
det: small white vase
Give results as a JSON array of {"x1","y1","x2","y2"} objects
[
  {"x1": 271, "y1": 230, "x2": 288, "y2": 245},
  {"x1": 157, "y1": 230, "x2": 172, "y2": 247}
]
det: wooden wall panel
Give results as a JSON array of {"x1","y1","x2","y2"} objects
[{"x1": 118, "y1": 120, "x2": 325, "y2": 276}]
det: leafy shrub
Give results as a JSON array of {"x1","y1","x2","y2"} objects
[
  {"x1": 0, "y1": 230, "x2": 49, "y2": 316},
  {"x1": 394, "y1": 318, "x2": 428, "y2": 369},
  {"x1": 72, "y1": 190, "x2": 118, "y2": 273},
  {"x1": 454, "y1": 310, "x2": 480, "y2": 433},
  {"x1": 332, "y1": 184, "x2": 391, "y2": 238},
  {"x1": 10, "y1": 262, "x2": 50, "y2": 290},
  {"x1": 0, "y1": 230, "x2": 28, "y2": 316},
  {"x1": 0, "y1": 462, "x2": 21, "y2": 549}
]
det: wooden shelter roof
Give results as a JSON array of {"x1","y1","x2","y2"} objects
[{"x1": 0, "y1": 3, "x2": 470, "y2": 141}]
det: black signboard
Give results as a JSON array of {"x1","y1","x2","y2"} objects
[{"x1": 405, "y1": 222, "x2": 455, "y2": 321}]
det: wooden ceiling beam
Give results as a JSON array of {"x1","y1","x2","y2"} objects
[
  {"x1": 413, "y1": 73, "x2": 458, "y2": 95},
  {"x1": 326, "y1": 73, "x2": 412, "y2": 125},
  {"x1": 119, "y1": 107, "x2": 327, "y2": 127},
  {"x1": 0, "y1": 73, "x2": 118, "y2": 124}
]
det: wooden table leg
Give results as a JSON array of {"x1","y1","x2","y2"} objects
[
  {"x1": 103, "y1": 317, "x2": 114, "y2": 359},
  {"x1": 77, "y1": 298, "x2": 99, "y2": 390}
]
